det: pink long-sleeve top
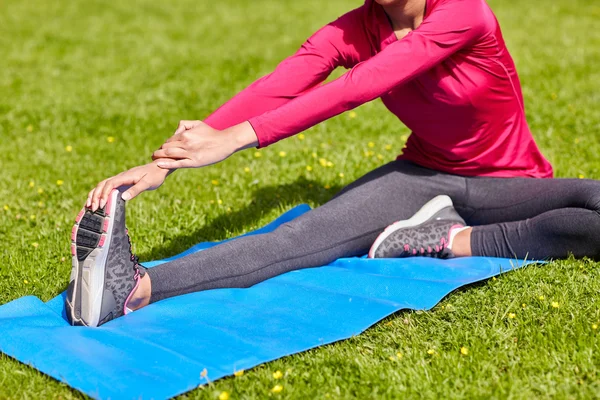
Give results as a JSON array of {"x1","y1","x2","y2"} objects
[{"x1": 205, "y1": 0, "x2": 553, "y2": 178}]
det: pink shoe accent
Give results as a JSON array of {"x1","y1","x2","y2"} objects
[
  {"x1": 98, "y1": 234, "x2": 106, "y2": 247},
  {"x1": 412, "y1": 249, "x2": 417, "y2": 255},
  {"x1": 71, "y1": 225, "x2": 78, "y2": 241},
  {"x1": 75, "y1": 209, "x2": 84, "y2": 223},
  {"x1": 427, "y1": 246, "x2": 432, "y2": 253},
  {"x1": 404, "y1": 244, "x2": 410, "y2": 252},
  {"x1": 123, "y1": 271, "x2": 141, "y2": 315},
  {"x1": 103, "y1": 219, "x2": 109, "y2": 233},
  {"x1": 104, "y1": 191, "x2": 114, "y2": 216},
  {"x1": 420, "y1": 247, "x2": 425, "y2": 255}
]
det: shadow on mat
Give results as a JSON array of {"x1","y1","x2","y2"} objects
[{"x1": 136, "y1": 177, "x2": 343, "y2": 262}]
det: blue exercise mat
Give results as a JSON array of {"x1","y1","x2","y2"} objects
[{"x1": 0, "y1": 205, "x2": 534, "y2": 399}]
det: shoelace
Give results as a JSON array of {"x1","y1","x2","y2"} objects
[
  {"x1": 402, "y1": 237, "x2": 448, "y2": 257},
  {"x1": 125, "y1": 227, "x2": 142, "y2": 279}
]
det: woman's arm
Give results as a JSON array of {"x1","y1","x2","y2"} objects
[
  {"x1": 88, "y1": 8, "x2": 368, "y2": 208},
  {"x1": 249, "y1": 0, "x2": 494, "y2": 147}
]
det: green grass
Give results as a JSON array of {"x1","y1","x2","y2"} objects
[{"x1": 1, "y1": 0, "x2": 599, "y2": 398}]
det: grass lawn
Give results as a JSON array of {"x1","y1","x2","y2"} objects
[{"x1": 1, "y1": 0, "x2": 599, "y2": 398}]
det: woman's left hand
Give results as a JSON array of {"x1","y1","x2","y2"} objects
[{"x1": 152, "y1": 121, "x2": 238, "y2": 169}]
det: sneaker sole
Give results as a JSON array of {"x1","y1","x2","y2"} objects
[
  {"x1": 368, "y1": 195, "x2": 453, "y2": 259},
  {"x1": 66, "y1": 190, "x2": 119, "y2": 327}
]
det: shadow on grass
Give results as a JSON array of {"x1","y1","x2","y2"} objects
[{"x1": 137, "y1": 176, "x2": 343, "y2": 261}]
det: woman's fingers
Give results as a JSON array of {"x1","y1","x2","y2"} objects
[
  {"x1": 156, "y1": 158, "x2": 195, "y2": 169},
  {"x1": 121, "y1": 178, "x2": 152, "y2": 201},
  {"x1": 97, "y1": 174, "x2": 138, "y2": 208},
  {"x1": 90, "y1": 180, "x2": 108, "y2": 211},
  {"x1": 173, "y1": 120, "x2": 200, "y2": 135},
  {"x1": 152, "y1": 147, "x2": 187, "y2": 160}
]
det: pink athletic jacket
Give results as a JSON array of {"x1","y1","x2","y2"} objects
[{"x1": 205, "y1": 0, "x2": 553, "y2": 178}]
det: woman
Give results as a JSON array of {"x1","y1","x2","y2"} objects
[{"x1": 66, "y1": 0, "x2": 600, "y2": 327}]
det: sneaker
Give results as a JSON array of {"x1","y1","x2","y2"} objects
[
  {"x1": 66, "y1": 189, "x2": 145, "y2": 327},
  {"x1": 368, "y1": 195, "x2": 466, "y2": 259}
]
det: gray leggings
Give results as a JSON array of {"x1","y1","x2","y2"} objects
[{"x1": 146, "y1": 160, "x2": 600, "y2": 303}]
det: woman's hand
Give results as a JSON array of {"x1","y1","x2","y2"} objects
[
  {"x1": 87, "y1": 161, "x2": 171, "y2": 211},
  {"x1": 152, "y1": 120, "x2": 258, "y2": 169}
]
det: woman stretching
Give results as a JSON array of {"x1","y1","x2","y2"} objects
[{"x1": 66, "y1": 0, "x2": 600, "y2": 327}]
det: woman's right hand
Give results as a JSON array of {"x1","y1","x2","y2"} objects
[{"x1": 87, "y1": 161, "x2": 171, "y2": 211}]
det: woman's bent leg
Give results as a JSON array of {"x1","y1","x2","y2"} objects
[
  {"x1": 461, "y1": 177, "x2": 600, "y2": 259},
  {"x1": 146, "y1": 161, "x2": 468, "y2": 302}
]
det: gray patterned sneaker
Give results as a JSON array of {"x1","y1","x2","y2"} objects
[
  {"x1": 66, "y1": 189, "x2": 145, "y2": 327},
  {"x1": 368, "y1": 195, "x2": 466, "y2": 259}
]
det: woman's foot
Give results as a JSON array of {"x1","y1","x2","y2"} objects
[
  {"x1": 368, "y1": 195, "x2": 468, "y2": 259},
  {"x1": 66, "y1": 189, "x2": 145, "y2": 327}
]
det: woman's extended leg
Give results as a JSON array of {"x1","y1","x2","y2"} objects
[
  {"x1": 458, "y1": 176, "x2": 600, "y2": 259},
  {"x1": 143, "y1": 160, "x2": 468, "y2": 303}
]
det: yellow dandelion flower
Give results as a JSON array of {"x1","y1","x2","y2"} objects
[
  {"x1": 30, "y1": 214, "x2": 36, "y2": 220},
  {"x1": 312, "y1": 152, "x2": 317, "y2": 158},
  {"x1": 200, "y1": 368, "x2": 208, "y2": 378},
  {"x1": 324, "y1": 185, "x2": 331, "y2": 189},
  {"x1": 538, "y1": 295, "x2": 545, "y2": 300},
  {"x1": 551, "y1": 301, "x2": 559, "y2": 308},
  {"x1": 29, "y1": 181, "x2": 35, "y2": 188},
  {"x1": 3, "y1": 205, "x2": 8, "y2": 211},
  {"x1": 388, "y1": 356, "x2": 395, "y2": 361},
  {"x1": 508, "y1": 313, "x2": 516, "y2": 319},
  {"x1": 66, "y1": 145, "x2": 73, "y2": 152},
  {"x1": 319, "y1": 158, "x2": 328, "y2": 167},
  {"x1": 326, "y1": 161, "x2": 334, "y2": 167},
  {"x1": 348, "y1": 111, "x2": 357, "y2": 119},
  {"x1": 339, "y1": 173, "x2": 344, "y2": 178},
  {"x1": 32, "y1": 242, "x2": 39, "y2": 248},
  {"x1": 37, "y1": 188, "x2": 44, "y2": 194},
  {"x1": 376, "y1": 154, "x2": 383, "y2": 160},
  {"x1": 271, "y1": 385, "x2": 283, "y2": 393},
  {"x1": 592, "y1": 324, "x2": 598, "y2": 330},
  {"x1": 234, "y1": 369, "x2": 244, "y2": 377},
  {"x1": 427, "y1": 349, "x2": 435, "y2": 355},
  {"x1": 107, "y1": 136, "x2": 115, "y2": 143},
  {"x1": 279, "y1": 151, "x2": 287, "y2": 157},
  {"x1": 217, "y1": 199, "x2": 223, "y2": 205},
  {"x1": 218, "y1": 391, "x2": 230, "y2": 400},
  {"x1": 56, "y1": 180, "x2": 64, "y2": 186},
  {"x1": 254, "y1": 151, "x2": 262, "y2": 158},
  {"x1": 368, "y1": 142, "x2": 375, "y2": 148},
  {"x1": 400, "y1": 134, "x2": 409, "y2": 142},
  {"x1": 396, "y1": 352, "x2": 403, "y2": 359},
  {"x1": 384, "y1": 144, "x2": 392, "y2": 151},
  {"x1": 298, "y1": 133, "x2": 305, "y2": 140},
  {"x1": 244, "y1": 167, "x2": 250, "y2": 173},
  {"x1": 26, "y1": 124, "x2": 33, "y2": 132},
  {"x1": 306, "y1": 165, "x2": 313, "y2": 171},
  {"x1": 522, "y1": 303, "x2": 527, "y2": 308},
  {"x1": 211, "y1": 180, "x2": 219, "y2": 186},
  {"x1": 272, "y1": 370, "x2": 283, "y2": 379},
  {"x1": 460, "y1": 347, "x2": 469, "y2": 355},
  {"x1": 24, "y1": 280, "x2": 29, "y2": 284},
  {"x1": 578, "y1": 174, "x2": 585, "y2": 179}
]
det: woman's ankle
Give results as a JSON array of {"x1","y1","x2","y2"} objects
[
  {"x1": 127, "y1": 274, "x2": 152, "y2": 310},
  {"x1": 450, "y1": 227, "x2": 473, "y2": 257}
]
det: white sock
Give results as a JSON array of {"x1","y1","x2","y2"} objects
[{"x1": 447, "y1": 226, "x2": 469, "y2": 250}]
